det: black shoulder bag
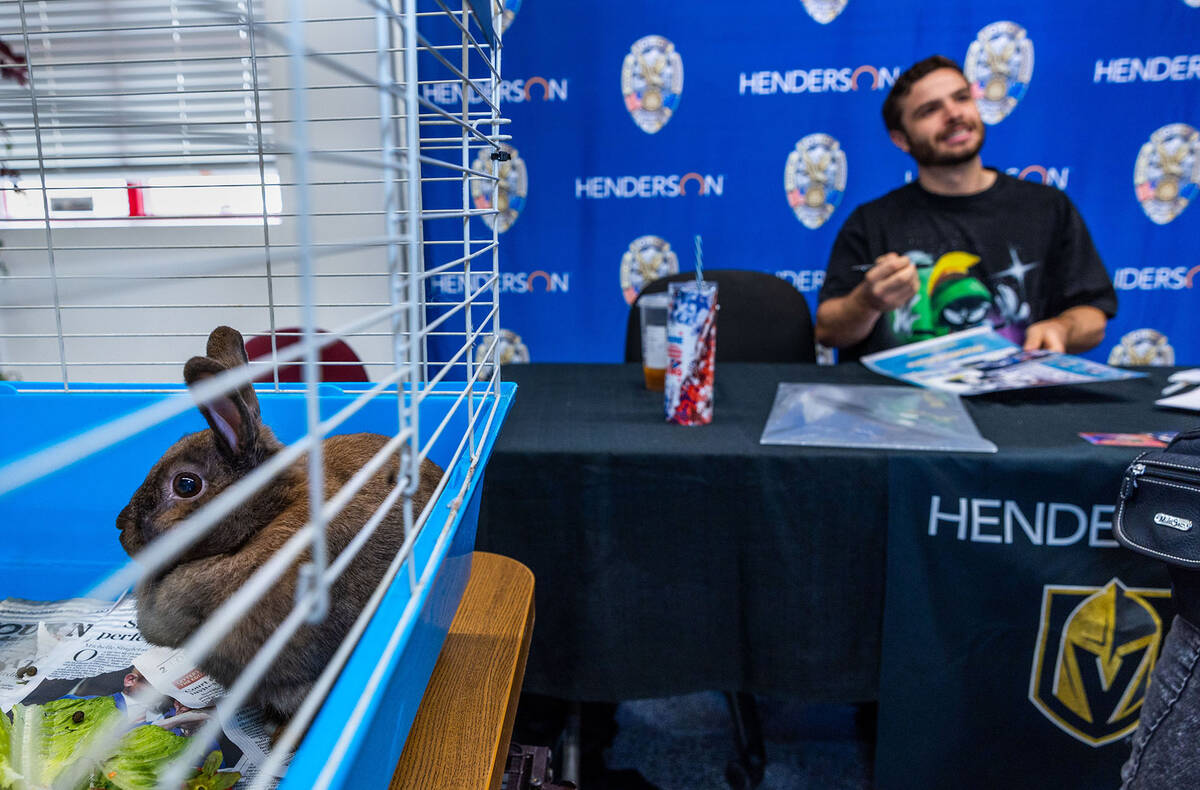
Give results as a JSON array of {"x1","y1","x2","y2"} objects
[{"x1": 1115, "y1": 427, "x2": 1200, "y2": 567}]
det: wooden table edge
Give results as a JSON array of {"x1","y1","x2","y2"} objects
[{"x1": 389, "y1": 551, "x2": 535, "y2": 790}]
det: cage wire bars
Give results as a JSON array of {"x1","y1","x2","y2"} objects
[{"x1": 0, "y1": 0, "x2": 508, "y2": 787}]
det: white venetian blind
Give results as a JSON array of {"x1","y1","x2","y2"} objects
[{"x1": 0, "y1": 0, "x2": 272, "y2": 176}]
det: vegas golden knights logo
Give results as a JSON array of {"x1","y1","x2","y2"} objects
[{"x1": 1029, "y1": 580, "x2": 1171, "y2": 746}]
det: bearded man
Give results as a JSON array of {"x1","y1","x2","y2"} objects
[{"x1": 815, "y1": 55, "x2": 1116, "y2": 361}]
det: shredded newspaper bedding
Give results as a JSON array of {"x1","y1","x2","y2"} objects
[{"x1": 0, "y1": 596, "x2": 278, "y2": 789}]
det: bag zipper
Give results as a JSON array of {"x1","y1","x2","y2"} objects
[{"x1": 1125, "y1": 459, "x2": 1200, "y2": 498}]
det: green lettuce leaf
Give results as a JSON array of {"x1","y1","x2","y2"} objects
[
  {"x1": 0, "y1": 707, "x2": 20, "y2": 789},
  {"x1": 4, "y1": 696, "x2": 122, "y2": 789},
  {"x1": 0, "y1": 697, "x2": 236, "y2": 790},
  {"x1": 93, "y1": 722, "x2": 191, "y2": 790},
  {"x1": 181, "y1": 749, "x2": 240, "y2": 790}
]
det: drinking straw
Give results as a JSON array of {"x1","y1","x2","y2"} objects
[{"x1": 694, "y1": 234, "x2": 704, "y2": 283}]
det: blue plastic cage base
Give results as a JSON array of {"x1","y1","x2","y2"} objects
[{"x1": 0, "y1": 380, "x2": 515, "y2": 790}]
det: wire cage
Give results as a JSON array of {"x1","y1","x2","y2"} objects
[{"x1": 0, "y1": 1, "x2": 511, "y2": 788}]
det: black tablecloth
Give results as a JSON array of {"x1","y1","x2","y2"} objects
[{"x1": 474, "y1": 363, "x2": 1196, "y2": 702}]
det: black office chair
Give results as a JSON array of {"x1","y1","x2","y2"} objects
[
  {"x1": 624, "y1": 269, "x2": 816, "y2": 364},
  {"x1": 626, "y1": 269, "x2": 815, "y2": 789}
]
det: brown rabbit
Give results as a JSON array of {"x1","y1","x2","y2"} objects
[{"x1": 116, "y1": 326, "x2": 442, "y2": 725}]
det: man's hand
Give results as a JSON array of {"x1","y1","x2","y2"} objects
[
  {"x1": 1023, "y1": 306, "x2": 1107, "y2": 353},
  {"x1": 815, "y1": 252, "x2": 920, "y2": 349},
  {"x1": 858, "y1": 253, "x2": 919, "y2": 313},
  {"x1": 1023, "y1": 318, "x2": 1068, "y2": 352}
]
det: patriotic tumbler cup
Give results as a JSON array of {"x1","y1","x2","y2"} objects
[{"x1": 665, "y1": 280, "x2": 718, "y2": 425}]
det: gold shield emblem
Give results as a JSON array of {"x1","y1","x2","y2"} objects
[
  {"x1": 621, "y1": 36, "x2": 684, "y2": 134},
  {"x1": 1107, "y1": 329, "x2": 1175, "y2": 367},
  {"x1": 1133, "y1": 123, "x2": 1200, "y2": 226},
  {"x1": 784, "y1": 133, "x2": 847, "y2": 230},
  {"x1": 799, "y1": 0, "x2": 849, "y2": 24},
  {"x1": 619, "y1": 235, "x2": 679, "y2": 304},
  {"x1": 496, "y1": 0, "x2": 521, "y2": 33},
  {"x1": 471, "y1": 143, "x2": 527, "y2": 233},
  {"x1": 1029, "y1": 580, "x2": 1171, "y2": 746},
  {"x1": 475, "y1": 328, "x2": 529, "y2": 380},
  {"x1": 964, "y1": 21, "x2": 1035, "y2": 125}
]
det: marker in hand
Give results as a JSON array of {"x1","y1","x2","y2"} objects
[{"x1": 858, "y1": 252, "x2": 919, "y2": 313}]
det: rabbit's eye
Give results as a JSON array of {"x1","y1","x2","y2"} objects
[{"x1": 172, "y1": 472, "x2": 202, "y2": 498}]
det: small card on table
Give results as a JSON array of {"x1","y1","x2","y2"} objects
[{"x1": 1079, "y1": 431, "x2": 1178, "y2": 447}]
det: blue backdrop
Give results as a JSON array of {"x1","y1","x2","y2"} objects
[{"x1": 428, "y1": 0, "x2": 1199, "y2": 367}]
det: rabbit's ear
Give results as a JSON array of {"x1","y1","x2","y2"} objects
[
  {"x1": 203, "y1": 326, "x2": 261, "y2": 418},
  {"x1": 183, "y1": 328, "x2": 263, "y2": 465}
]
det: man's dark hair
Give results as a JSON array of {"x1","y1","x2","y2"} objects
[{"x1": 882, "y1": 55, "x2": 965, "y2": 133}]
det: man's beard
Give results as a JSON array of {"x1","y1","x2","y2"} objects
[{"x1": 906, "y1": 122, "x2": 985, "y2": 167}]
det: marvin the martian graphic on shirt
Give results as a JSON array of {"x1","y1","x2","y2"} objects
[{"x1": 889, "y1": 246, "x2": 1035, "y2": 346}]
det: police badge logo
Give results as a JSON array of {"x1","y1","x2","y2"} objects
[
  {"x1": 619, "y1": 235, "x2": 679, "y2": 304},
  {"x1": 497, "y1": 0, "x2": 521, "y2": 33},
  {"x1": 1108, "y1": 329, "x2": 1176, "y2": 366},
  {"x1": 621, "y1": 35, "x2": 684, "y2": 134},
  {"x1": 1134, "y1": 123, "x2": 1200, "y2": 225},
  {"x1": 471, "y1": 143, "x2": 527, "y2": 233},
  {"x1": 964, "y1": 21, "x2": 1034, "y2": 125},
  {"x1": 784, "y1": 134, "x2": 847, "y2": 230},
  {"x1": 799, "y1": 0, "x2": 848, "y2": 24},
  {"x1": 475, "y1": 328, "x2": 530, "y2": 379},
  {"x1": 1029, "y1": 580, "x2": 1171, "y2": 746}
]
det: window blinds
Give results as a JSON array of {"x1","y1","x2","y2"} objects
[{"x1": 0, "y1": 0, "x2": 272, "y2": 176}]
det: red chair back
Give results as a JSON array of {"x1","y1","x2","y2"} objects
[{"x1": 243, "y1": 328, "x2": 369, "y2": 383}]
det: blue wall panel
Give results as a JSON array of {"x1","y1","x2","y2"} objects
[{"x1": 429, "y1": 1, "x2": 1199, "y2": 367}]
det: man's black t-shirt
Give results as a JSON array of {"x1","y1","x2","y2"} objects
[{"x1": 818, "y1": 171, "x2": 1118, "y2": 361}]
